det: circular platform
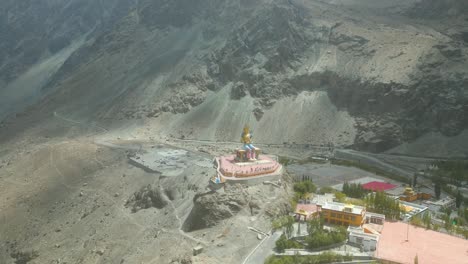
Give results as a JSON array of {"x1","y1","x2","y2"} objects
[{"x1": 212, "y1": 155, "x2": 282, "y2": 184}]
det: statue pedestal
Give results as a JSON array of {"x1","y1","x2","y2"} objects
[
  {"x1": 234, "y1": 159, "x2": 272, "y2": 166},
  {"x1": 235, "y1": 148, "x2": 262, "y2": 162},
  {"x1": 211, "y1": 154, "x2": 282, "y2": 185}
]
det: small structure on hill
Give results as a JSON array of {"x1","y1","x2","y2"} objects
[{"x1": 211, "y1": 125, "x2": 282, "y2": 185}]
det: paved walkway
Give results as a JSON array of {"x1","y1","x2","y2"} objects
[{"x1": 243, "y1": 231, "x2": 282, "y2": 264}]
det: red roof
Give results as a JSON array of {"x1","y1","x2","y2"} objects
[
  {"x1": 376, "y1": 221, "x2": 468, "y2": 264},
  {"x1": 362, "y1": 181, "x2": 397, "y2": 191}
]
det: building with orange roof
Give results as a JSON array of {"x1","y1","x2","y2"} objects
[{"x1": 320, "y1": 202, "x2": 366, "y2": 227}]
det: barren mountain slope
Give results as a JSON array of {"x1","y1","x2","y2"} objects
[
  {"x1": 1, "y1": 1, "x2": 468, "y2": 263},
  {"x1": 0, "y1": 136, "x2": 291, "y2": 263},
  {"x1": 0, "y1": 0, "x2": 136, "y2": 120},
  {"x1": 1, "y1": 0, "x2": 466, "y2": 156}
]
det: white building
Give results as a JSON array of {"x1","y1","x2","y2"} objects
[
  {"x1": 311, "y1": 193, "x2": 335, "y2": 206},
  {"x1": 347, "y1": 226, "x2": 379, "y2": 252},
  {"x1": 365, "y1": 212, "x2": 385, "y2": 225}
]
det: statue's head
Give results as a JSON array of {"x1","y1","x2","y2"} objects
[{"x1": 243, "y1": 125, "x2": 250, "y2": 134}]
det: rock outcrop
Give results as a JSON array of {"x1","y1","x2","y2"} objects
[
  {"x1": 125, "y1": 184, "x2": 169, "y2": 212},
  {"x1": 182, "y1": 186, "x2": 248, "y2": 232}
]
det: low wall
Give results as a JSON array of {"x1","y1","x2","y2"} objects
[{"x1": 225, "y1": 172, "x2": 282, "y2": 186}]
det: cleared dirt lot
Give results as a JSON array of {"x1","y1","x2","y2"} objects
[{"x1": 0, "y1": 133, "x2": 289, "y2": 264}]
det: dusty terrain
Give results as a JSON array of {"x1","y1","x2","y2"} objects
[
  {"x1": 1, "y1": 0, "x2": 468, "y2": 263},
  {"x1": 0, "y1": 121, "x2": 291, "y2": 263}
]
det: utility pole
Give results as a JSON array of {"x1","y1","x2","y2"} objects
[{"x1": 406, "y1": 220, "x2": 409, "y2": 242}]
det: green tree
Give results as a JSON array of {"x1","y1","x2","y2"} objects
[
  {"x1": 272, "y1": 215, "x2": 296, "y2": 239},
  {"x1": 435, "y1": 182, "x2": 441, "y2": 199},
  {"x1": 307, "y1": 217, "x2": 323, "y2": 234},
  {"x1": 275, "y1": 234, "x2": 288, "y2": 253},
  {"x1": 305, "y1": 218, "x2": 347, "y2": 249},
  {"x1": 274, "y1": 234, "x2": 303, "y2": 253},
  {"x1": 442, "y1": 207, "x2": 452, "y2": 216},
  {"x1": 265, "y1": 252, "x2": 353, "y2": 264},
  {"x1": 293, "y1": 180, "x2": 316, "y2": 198},
  {"x1": 319, "y1": 186, "x2": 335, "y2": 194},
  {"x1": 334, "y1": 192, "x2": 347, "y2": 203},
  {"x1": 443, "y1": 214, "x2": 453, "y2": 233},
  {"x1": 410, "y1": 215, "x2": 423, "y2": 228},
  {"x1": 342, "y1": 182, "x2": 349, "y2": 195},
  {"x1": 284, "y1": 216, "x2": 295, "y2": 239},
  {"x1": 365, "y1": 191, "x2": 401, "y2": 220},
  {"x1": 456, "y1": 190, "x2": 463, "y2": 208},
  {"x1": 342, "y1": 182, "x2": 367, "y2": 199},
  {"x1": 464, "y1": 229, "x2": 468, "y2": 239},
  {"x1": 422, "y1": 212, "x2": 432, "y2": 229}
]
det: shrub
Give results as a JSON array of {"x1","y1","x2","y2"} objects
[
  {"x1": 319, "y1": 186, "x2": 335, "y2": 194},
  {"x1": 272, "y1": 215, "x2": 295, "y2": 238},
  {"x1": 275, "y1": 234, "x2": 303, "y2": 253},
  {"x1": 305, "y1": 219, "x2": 347, "y2": 249},
  {"x1": 342, "y1": 182, "x2": 368, "y2": 199},
  {"x1": 294, "y1": 181, "x2": 317, "y2": 197},
  {"x1": 264, "y1": 252, "x2": 353, "y2": 264}
]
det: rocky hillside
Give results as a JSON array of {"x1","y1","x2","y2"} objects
[
  {"x1": 0, "y1": 0, "x2": 135, "y2": 120},
  {"x1": 1, "y1": 0, "x2": 468, "y2": 156},
  {"x1": 0, "y1": 0, "x2": 134, "y2": 81}
]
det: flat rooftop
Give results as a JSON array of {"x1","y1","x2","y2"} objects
[
  {"x1": 376, "y1": 221, "x2": 468, "y2": 264},
  {"x1": 311, "y1": 193, "x2": 335, "y2": 206},
  {"x1": 321, "y1": 202, "x2": 365, "y2": 215},
  {"x1": 399, "y1": 200, "x2": 428, "y2": 221},
  {"x1": 362, "y1": 181, "x2": 397, "y2": 191},
  {"x1": 295, "y1": 204, "x2": 320, "y2": 214}
]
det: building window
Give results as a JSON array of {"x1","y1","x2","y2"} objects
[
  {"x1": 351, "y1": 216, "x2": 356, "y2": 221},
  {"x1": 337, "y1": 214, "x2": 343, "y2": 219},
  {"x1": 331, "y1": 213, "x2": 336, "y2": 218},
  {"x1": 344, "y1": 215, "x2": 350, "y2": 220}
]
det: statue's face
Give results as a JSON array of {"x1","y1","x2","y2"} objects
[{"x1": 243, "y1": 126, "x2": 249, "y2": 134}]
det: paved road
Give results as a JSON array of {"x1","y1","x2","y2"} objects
[
  {"x1": 244, "y1": 231, "x2": 282, "y2": 264},
  {"x1": 335, "y1": 149, "x2": 413, "y2": 177}
]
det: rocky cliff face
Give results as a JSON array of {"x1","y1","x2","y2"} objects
[
  {"x1": 1, "y1": 0, "x2": 468, "y2": 156},
  {"x1": 0, "y1": 0, "x2": 135, "y2": 120},
  {"x1": 0, "y1": 0, "x2": 135, "y2": 82},
  {"x1": 408, "y1": 0, "x2": 468, "y2": 17},
  {"x1": 182, "y1": 184, "x2": 290, "y2": 232}
]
